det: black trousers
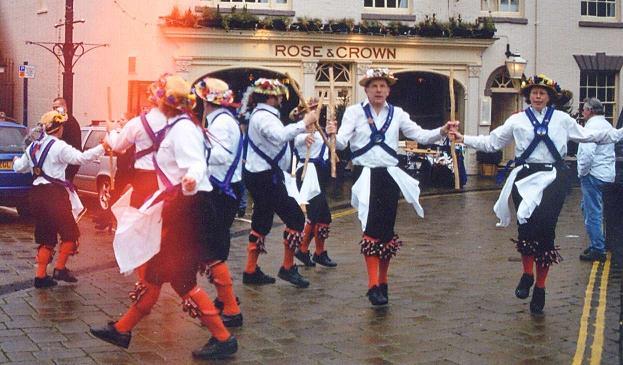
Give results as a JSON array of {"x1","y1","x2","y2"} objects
[
  {"x1": 30, "y1": 184, "x2": 79, "y2": 245},
  {"x1": 511, "y1": 164, "x2": 569, "y2": 252},
  {"x1": 198, "y1": 182, "x2": 243, "y2": 262},
  {"x1": 145, "y1": 191, "x2": 205, "y2": 297},
  {"x1": 296, "y1": 162, "x2": 332, "y2": 225},
  {"x1": 243, "y1": 169, "x2": 305, "y2": 236},
  {"x1": 353, "y1": 166, "x2": 401, "y2": 243}
]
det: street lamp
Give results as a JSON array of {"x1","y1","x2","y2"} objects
[{"x1": 503, "y1": 42, "x2": 527, "y2": 86}]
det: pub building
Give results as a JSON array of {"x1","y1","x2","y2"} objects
[{"x1": 2, "y1": 0, "x2": 623, "y2": 174}]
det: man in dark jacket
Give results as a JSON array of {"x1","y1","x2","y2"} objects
[{"x1": 52, "y1": 97, "x2": 82, "y2": 182}]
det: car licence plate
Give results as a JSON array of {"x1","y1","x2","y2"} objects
[{"x1": 0, "y1": 160, "x2": 13, "y2": 170}]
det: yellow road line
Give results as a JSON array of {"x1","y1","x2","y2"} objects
[
  {"x1": 573, "y1": 260, "x2": 600, "y2": 365},
  {"x1": 590, "y1": 253, "x2": 611, "y2": 365}
]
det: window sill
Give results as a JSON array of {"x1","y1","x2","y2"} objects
[
  {"x1": 579, "y1": 20, "x2": 623, "y2": 28},
  {"x1": 361, "y1": 13, "x2": 416, "y2": 22},
  {"x1": 195, "y1": 6, "x2": 294, "y2": 17},
  {"x1": 479, "y1": 16, "x2": 527, "y2": 24},
  {"x1": 36, "y1": 9, "x2": 48, "y2": 14}
]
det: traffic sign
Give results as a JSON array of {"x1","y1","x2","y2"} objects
[{"x1": 18, "y1": 65, "x2": 35, "y2": 78}]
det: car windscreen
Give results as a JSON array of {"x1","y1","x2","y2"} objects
[{"x1": 0, "y1": 126, "x2": 27, "y2": 153}]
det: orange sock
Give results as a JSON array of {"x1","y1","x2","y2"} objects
[
  {"x1": 35, "y1": 245, "x2": 53, "y2": 278},
  {"x1": 313, "y1": 224, "x2": 329, "y2": 255},
  {"x1": 283, "y1": 244, "x2": 295, "y2": 269},
  {"x1": 521, "y1": 255, "x2": 534, "y2": 275},
  {"x1": 364, "y1": 255, "x2": 380, "y2": 289},
  {"x1": 211, "y1": 262, "x2": 241, "y2": 316},
  {"x1": 535, "y1": 264, "x2": 549, "y2": 288},
  {"x1": 135, "y1": 264, "x2": 147, "y2": 281},
  {"x1": 379, "y1": 258, "x2": 390, "y2": 285},
  {"x1": 300, "y1": 222, "x2": 313, "y2": 253},
  {"x1": 54, "y1": 241, "x2": 76, "y2": 270},
  {"x1": 245, "y1": 243, "x2": 260, "y2": 273},
  {"x1": 184, "y1": 287, "x2": 230, "y2": 341},
  {"x1": 115, "y1": 282, "x2": 161, "y2": 333}
]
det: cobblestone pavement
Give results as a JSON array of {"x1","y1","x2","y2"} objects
[{"x1": 0, "y1": 188, "x2": 620, "y2": 364}]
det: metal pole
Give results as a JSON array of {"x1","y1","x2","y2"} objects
[
  {"x1": 22, "y1": 61, "x2": 28, "y2": 126},
  {"x1": 62, "y1": 0, "x2": 74, "y2": 115}
]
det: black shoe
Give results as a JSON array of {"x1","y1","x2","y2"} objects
[
  {"x1": 530, "y1": 287, "x2": 546, "y2": 314},
  {"x1": 579, "y1": 249, "x2": 606, "y2": 262},
  {"x1": 278, "y1": 265, "x2": 310, "y2": 288},
  {"x1": 582, "y1": 248, "x2": 591, "y2": 255},
  {"x1": 379, "y1": 283, "x2": 388, "y2": 301},
  {"x1": 366, "y1": 286, "x2": 388, "y2": 306},
  {"x1": 213, "y1": 297, "x2": 241, "y2": 314},
  {"x1": 90, "y1": 322, "x2": 131, "y2": 349},
  {"x1": 52, "y1": 268, "x2": 78, "y2": 283},
  {"x1": 192, "y1": 336, "x2": 238, "y2": 360},
  {"x1": 515, "y1": 273, "x2": 534, "y2": 299},
  {"x1": 242, "y1": 267, "x2": 276, "y2": 285},
  {"x1": 312, "y1": 251, "x2": 337, "y2": 267},
  {"x1": 221, "y1": 313, "x2": 243, "y2": 328},
  {"x1": 34, "y1": 276, "x2": 57, "y2": 289},
  {"x1": 237, "y1": 208, "x2": 246, "y2": 218},
  {"x1": 295, "y1": 249, "x2": 316, "y2": 267}
]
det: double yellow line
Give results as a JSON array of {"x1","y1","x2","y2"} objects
[{"x1": 572, "y1": 253, "x2": 612, "y2": 365}]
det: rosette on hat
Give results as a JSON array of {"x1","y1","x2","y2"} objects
[
  {"x1": 194, "y1": 77, "x2": 237, "y2": 107},
  {"x1": 252, "y1": 78, "x2": 289, "y2": 99},
  {"x1": 359, "y1": 68, "x2": 398, "y2": 87}
]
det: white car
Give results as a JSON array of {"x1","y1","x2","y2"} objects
[{"x1": 75, "y1": 125, "x2": 117, "y2": 210}]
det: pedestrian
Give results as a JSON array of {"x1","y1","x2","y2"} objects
[
  {"x1": 577, "y1": 98, "x2": 615, "y2": 262},
  {"x1": 291, "y1": 105, "x2": 337, "y2": 268},
  {"x1": 450, "y1": 74, "x2": 623, "y2": 314},
  {"x1": 326, "y1": 68, "x2": 457, "y2": 306},
  {"x1": 52, "y1": 97, "x2": 82, "y2": 183},
  {"x1": 12, "y1": 110, "x2": 106, "y2": 288},
  {"x1": 194, "y1": 77, "x2": 243, "y2": 327},
  {"x1": 241, "y1": 77, "x2": 318, "y2": 288},
  {"x1": 90, "y1": 75, "x2": 238, "y2": 360}
]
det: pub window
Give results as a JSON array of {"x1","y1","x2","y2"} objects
[
  {"x1": 315, "y1": 63, "x2": 353, "y2": 120},
  {"x1": 580, "y1": 71, "x2": 618, "y2": 123},
  {"x1": 363, "y1": 0, "x2": 409, "y2": 9},
  {"x1": 581, "y1": 0, "x2": 616, "y2": 18},
  {"x1": 481, "y1": 0, "x2": 520, "y2": 13},
  {"x1": 218, "y1": 0, "x2": 288, "y2": 7}
]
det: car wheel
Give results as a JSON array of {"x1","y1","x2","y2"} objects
[{"x1": 98, "y1": 178, "x2": 112, "y2": 211}]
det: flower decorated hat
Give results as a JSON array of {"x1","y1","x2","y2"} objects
[
  {"x1": 359, "y1": 68, "x2": 398, "y2": 87},
  {"x1": 149, "y1": 73, "x2": 196, "y2": 112},
  {"x1": 194, "y1": 77, "x2": 237, "y2": 107},
  {"x1": 520, "y1": 74, "x2": 562, "y2": 98},
  {"x1": 252, "y1": 78, "x2": 289, "y2": 99},
  {"x1": 39, "y1": 110, "x2": 68, "y2": 134}
]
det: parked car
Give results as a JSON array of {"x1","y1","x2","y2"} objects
[
  {"x1": 0, "y1": 121, "x2": 32, "y2": 216},
  {"x1": 74, "y1": 124, "x2": 117, "y2": 210}
]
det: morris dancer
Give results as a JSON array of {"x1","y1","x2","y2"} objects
[
  {"x1": 326, "y1": 68, "x2": 457, "y2": 306},
  {"x1": 194, "y1": 77, "x2": 243, "y2": 327},
  {"x1": 290, "y1": 106, "x2": 337, "y2": 268},
  {"x1": 13, "y1": 110, "x2": 106, "y2": 288},
  {"x1": 450, "y1": 74, "x2": 623, "y2": 314},
  {"x1": 241, "y1": 78, "x2": 318, "y2": 288},
  {"x1": 90, "y1": 75, "x2": 238, "y2": 360}
]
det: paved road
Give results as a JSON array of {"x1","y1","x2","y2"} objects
[{"x1": 0, "y1": 189, "x2": 619, "y2": 364}]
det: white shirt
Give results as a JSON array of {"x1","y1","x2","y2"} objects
[
  {"x1": 206, "y1": 108, "x2": 243, "y2": 184},
  {"x1": 245, "y1": 103, "x2": 306, "y2": 173},
  {"x1": 464, "y1": 107, "x2": 623, "y2": 163},
  {"x1": 294, "y1": 131, "x2": 328, "y2": 166},
  {"x1": 155, "y1": 116, "x2": 211, "y2": 195},
  {"x1": 107, "y1": 108, "x2": 167, "y2": 170},
  {"x1": 577, "y1": 115, "x2": 616, "y2": 182},
  {"x1": 14, "y1": 134, "x2": 105, "y2": 185},
  {"x1": 335, "y1": 99, "x2": 444, "y2": 167}
]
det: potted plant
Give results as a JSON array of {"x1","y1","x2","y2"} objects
[
  {"x1": 329, "y1": 18, "x2": 354, "y2": 33},
  {"x1": 181, "y1": 8, "x2": 198, "y2": 28},
  {"x1": 165, "y1": 5, "x2": 183, "y2": 26},
  {"x1": 292, "y1": 17, "x2": 321, "y2": 32},
  {"x1": 449, "y1": 15, "x2": 472, "y2": 37},
  {"x1": 418, "y1": 14, "x2": 447, "y2": 37},
  {"x1": 198, "y1": 6, "x2": 223, "y2": 28},
  {"x1": 257, "y1": 16, "x2": 273, "y2": 30},
  {"x1": 271, "y1": 16, "x2": 291, "y2": 31},
  {"x1": 222, "y1": 6, "x2": 258, "y2": 31},
  {"x1": 474, "y1": 16, "x2": 496, "y2": 38},
  {"x1": 476, "y1": 150, "x2": 503, "y2": 177},
  {"x1": 387, "y1": 21, "x2": 411, "y2": 36},
  {"x1": 360, "y1": 20, "x2": 383, "y2": 35}
]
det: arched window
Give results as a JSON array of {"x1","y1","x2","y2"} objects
[{"x1": 315, "y1": 63, "x2": 352, "y2": 106}]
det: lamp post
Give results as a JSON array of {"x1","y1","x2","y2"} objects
[{"x1": 503, "y1": 43, "x2": 527, "y2": 88}]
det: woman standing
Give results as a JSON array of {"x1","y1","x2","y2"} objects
[
  {"x1": 90, "y1": 75, "x2": 237, "y2": 360},
  {"x1": 451, "y1": 74, "x2": 623, "y2": 314}
]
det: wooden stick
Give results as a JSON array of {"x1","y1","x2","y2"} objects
[
  {"x1": 106, "y1": 86, "x2": 115, "y2": 191},
  {"x1": 301, "y1": 98, "x2": 324, "y2": 180},
  {"x1": 449, "y1": 69, "x2": 460, "y2": 190},
  {"x1": 285, "y1": 72, "x2": 330, "y2": 146},
  {"x1": 328, "y1": 67, "x2": 338, "y2": 178}
]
